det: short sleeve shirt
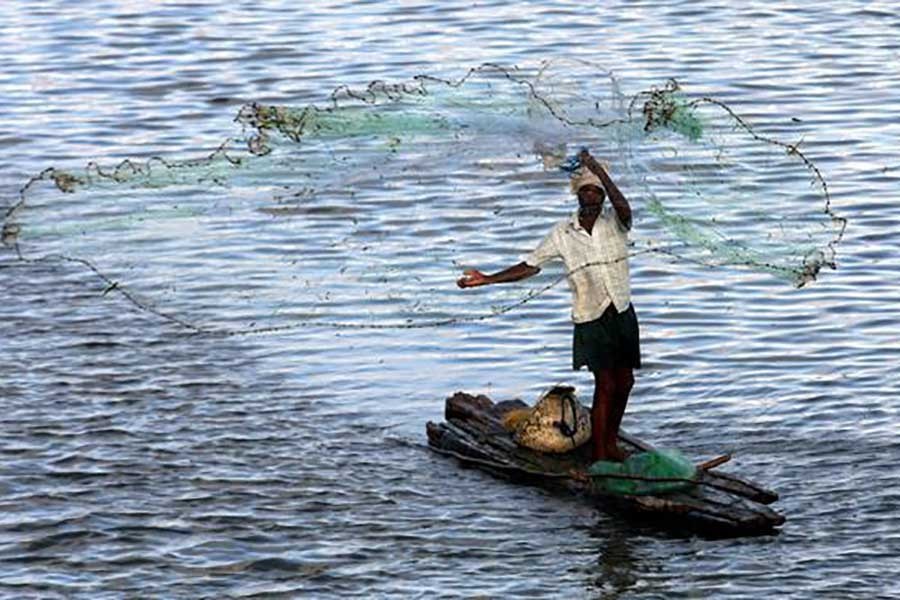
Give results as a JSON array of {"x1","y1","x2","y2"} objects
[{"x1": 523, "y1": 205, "x2": 631, "y2": 323}]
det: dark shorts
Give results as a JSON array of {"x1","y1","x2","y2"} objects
[{"x1": 573, "y1": 303, "x2": 641, "y2": 372}]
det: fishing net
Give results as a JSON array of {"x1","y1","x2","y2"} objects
[
  {"x1": 2, "y1": 60, "x2": 845, "y2": 335},
  {"x1": 588, "y1": 449, "x2": 697, "y2": 496}
]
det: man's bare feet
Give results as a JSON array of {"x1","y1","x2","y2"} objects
[
  {"x1": 590, "y1": 451, "x2": 616, "y2": 463},
  {"x1": 605, "y1": 443, "x2": 627, "y2": 462}
]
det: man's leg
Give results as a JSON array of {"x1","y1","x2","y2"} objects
[
  {"x1": 606, "y1": 367, "x2": 634, "y2": 460},
  {"x1": 591, "y1": 368, "x2": 616, "y2": 461}
]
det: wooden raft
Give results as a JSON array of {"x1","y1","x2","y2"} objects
[{"x1": 426, "y1": 392, "x2": 786, "y2": 537}]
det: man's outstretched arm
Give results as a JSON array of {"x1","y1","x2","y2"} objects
[
  {"x1": 457, "y1": 261, "x2": 540, "y2": 288},
  {"x1": 580, "y1": 150, "x2": 632, "y2": 230}
]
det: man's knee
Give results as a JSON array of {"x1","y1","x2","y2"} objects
[
  {"x1": 616, "y1": 368, "x2": 635, "y2": 393},
  {"x1": 592, "y1": 369, "x2": 616, "y2": 396}
]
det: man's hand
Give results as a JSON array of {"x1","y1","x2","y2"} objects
[
  {"x1": 579, "y1": 149, "x2": 609, "y2": 173},
  {"x1": 457, "y1": 269, "x2": 490, "y2": 288},
  {"x1": 457, "y1": 262, "x2": 540, "y2": 288}
]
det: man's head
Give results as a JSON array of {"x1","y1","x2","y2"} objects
[
  {"x1": 577, "y1": 184, "x2": 606, "y2": 216},
  {"x1": 571, "y1": 168, "x2": 606, "y2": 217}
]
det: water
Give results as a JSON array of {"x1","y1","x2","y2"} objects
[{"x1": 2, "y1": 1, "x2": 900, "y2": 598}]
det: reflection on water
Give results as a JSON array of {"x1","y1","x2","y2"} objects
[{"x1": 587, "y1": 524, "x2": 641, "y2": 599}]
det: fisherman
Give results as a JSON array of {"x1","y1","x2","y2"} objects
[{"x1": 457, "y1": 149, "x2": 640, "y2": 462}]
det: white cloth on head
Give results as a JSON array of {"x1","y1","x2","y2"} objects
[
  {"x1": 522, "y1": 205, "x2": 631, "y2": 323},
  {"x1": 570, "y1": 166, "x2": 605, "y2": 195}
]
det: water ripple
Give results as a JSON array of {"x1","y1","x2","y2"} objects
[{"x1": 2, "y1": 1, "x2": 900, "y2": 598}]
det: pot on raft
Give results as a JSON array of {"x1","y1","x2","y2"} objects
[{"x1": 426, "y1": 391, "x2": 786, "y2": 538}]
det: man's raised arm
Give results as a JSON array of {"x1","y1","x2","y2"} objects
[
  {"x1": 580, "y1": 150, "x2": 632, "y2": 230},
  {"x1": 457, "y1": 261, "x2": 540, "y2": 288}
]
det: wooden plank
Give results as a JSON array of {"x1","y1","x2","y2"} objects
[
  {"x1": 698, "y1": 454, "x2": 732, "y2": 470},
  {"x1": 429, "y1": 392, "x2": 785, "y2": 536},
  {"x1": 429, "y1": 425, "x2": 781, "y2": 533},
  {"x1": 449, "y1": 392, "x2": 779, "y2": 504}
]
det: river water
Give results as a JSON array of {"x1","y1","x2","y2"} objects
[{"x1": 2, "y1": 1, "x2": 899, "y2": 598}]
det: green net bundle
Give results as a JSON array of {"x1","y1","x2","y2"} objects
[
  {"x1": 639, "y1": 79, "x2": 704, "y2": 141},
  {"x1": 588, "y1": 449, "x2": 697, "y2": 496},
  {"x1": 2, "y1": 59, "x2": 845, "y2": 334}
]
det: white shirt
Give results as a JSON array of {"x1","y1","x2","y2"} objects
[{"x1": 522, "y1": 205, "x2": 631, "y2": 324}]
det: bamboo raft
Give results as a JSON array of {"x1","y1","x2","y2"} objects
[{"x1": 426, "y1": 392, "x2": 785, "y2": 537}]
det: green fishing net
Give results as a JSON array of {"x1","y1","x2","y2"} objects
[
  {"x1": 2, "y1": 60, "x2": 845, "y2": 334},
  {"x1": 588, "y1": 449, "x2": 697, "y2": 496},
  {"x1": 639, "y1": 80, "x2": 704, "y2": 141}
]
